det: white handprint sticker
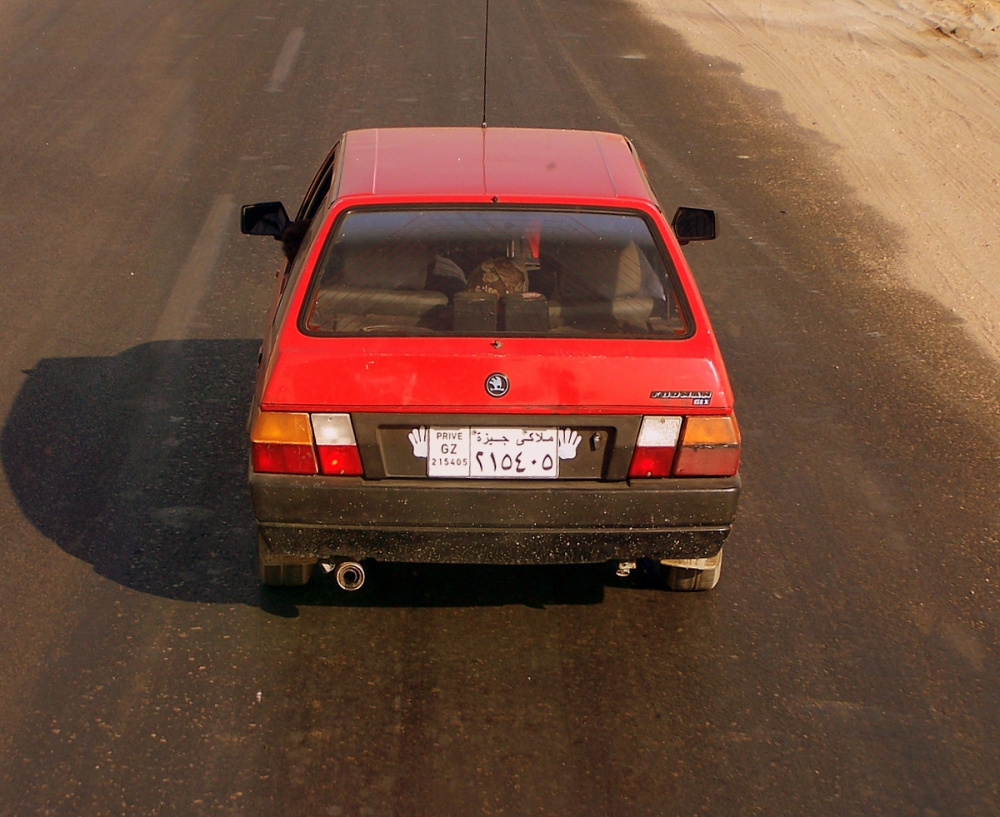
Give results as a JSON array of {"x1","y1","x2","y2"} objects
[
  {"x1": 408, "y1": 427, "x2": 429, "y2": 458},
  {"x1": 557, "y1": 428, "x2": 581, "y2": 460}
]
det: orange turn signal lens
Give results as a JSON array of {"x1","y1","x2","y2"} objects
[
  {"x1": 673, "y1": 414, "x2": 741, "y2": 477},
  {"x1": 251, "y1": 411, "x2": 314, "y2": 445},
  {"x1": 680, "y1": 415, "x2": 740, "y2": 446}
]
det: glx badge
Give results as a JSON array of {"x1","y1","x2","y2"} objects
[
  {"x1": 651, "y1": 390, "x2": 713, "y2": 406},
  {"x1": 485, "y1": 373, "x2": 510, "y2": 397}
]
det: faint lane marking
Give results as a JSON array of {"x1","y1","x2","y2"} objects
[
  {"x1": 266, "y1": 27, "x2": 305, "y2": 93},
  {"x1": 152, "y1": 194, "x2": 234, "y2": 341}
]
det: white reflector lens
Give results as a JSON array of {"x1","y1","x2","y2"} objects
[
  {"x1": 311, "y1": 414, "x2": 357, "y2": 446},
  {"x1": 636, "y1": 416, "x2": 682, "y2": 447}
]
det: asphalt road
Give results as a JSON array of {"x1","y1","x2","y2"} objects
[{"x1": 1, "y1": 0, "x2": 999, "y2": 814}]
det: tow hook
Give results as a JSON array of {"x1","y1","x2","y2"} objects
[{"x1": 616, "y1": 561, "x2": 637, "y2": 578}]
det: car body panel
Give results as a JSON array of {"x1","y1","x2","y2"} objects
[
  {"x1": 245, "y1": 126, "x2": 741, "y2": 570},
  {"x1": 337, "y1": 127, "x2": 653, "y2": 201},
  {"x1": 260, "y1": 337, "x2": 730, "y2": 413}
]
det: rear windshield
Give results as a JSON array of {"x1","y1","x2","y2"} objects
[{"x1": 301, "y1": 208, "x2": 691, "y2": 338}]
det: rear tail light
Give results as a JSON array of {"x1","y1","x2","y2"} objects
[
  {"x1": 673, "y1": 414, "x2": 741, "y2": 477},
  {"x1": 628, "y1": 414, "x2": 741, "y2": 478},
  {"x1": 628, "y1": 416, "x2": 683, "y2": 478},
  {"x1": 311, "y1": 414, "x2": 363, "y2": 476},
  {"x1": 251, "y1": 412, "x2": 318, "y2": 474}
]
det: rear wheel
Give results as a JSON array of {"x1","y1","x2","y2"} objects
[
  {"x1": 660, "y1": 549, "x2": 723, "y2": 591},
  {"x1": 257, "y1": 533, "x2": 316, "y2": 587}
]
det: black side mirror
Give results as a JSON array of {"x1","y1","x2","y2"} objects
[
  {"x1": 671, "y1": 207, "x2": 716, "y2": 245},
  {"x1": 241, "y1": 201, "x2": 290, "y2": 237}
]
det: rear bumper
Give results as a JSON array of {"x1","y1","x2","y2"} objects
[{"x1": 251, "y1": 471, "x2": 740, "y2": 564}]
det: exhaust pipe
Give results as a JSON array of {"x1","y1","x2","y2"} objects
[{"x1": 334, "y1": 561, "x2": 365, "y2": 591}]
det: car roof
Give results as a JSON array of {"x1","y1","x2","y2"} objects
[{"x1": 336, "y1": 127, "x2": 656, "y2": 202}]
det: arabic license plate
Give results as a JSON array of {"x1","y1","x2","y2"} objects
[{"x1": 426, "y1": 427, "x2": 559, "y2": 478}]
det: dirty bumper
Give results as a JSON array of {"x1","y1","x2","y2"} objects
[{"x1": 252, "y1": 472, "x2": 741, "y2": 564}]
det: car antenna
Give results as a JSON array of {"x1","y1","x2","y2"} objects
[{"x1": 481, "y1": 0, "x2": 490, "y2": 128}]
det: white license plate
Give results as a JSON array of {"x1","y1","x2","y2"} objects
[{"x1": 427, "y1": 427, "x2": 559, "y2": 479}]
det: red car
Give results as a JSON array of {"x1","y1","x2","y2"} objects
[{"x1": 241, "y1": 127, "x2": 740, "y2": 592}]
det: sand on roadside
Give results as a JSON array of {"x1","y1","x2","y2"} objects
[{"x1": 632, "y1": 0, "x2": 1000, "y2": 361}]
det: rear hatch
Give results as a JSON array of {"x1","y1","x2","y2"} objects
[{"x1": 252, "y1": 202, "x2": 736, "y2": 482}]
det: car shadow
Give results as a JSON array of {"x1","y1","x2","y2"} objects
[
  {"x1": 2, "y1": 340, "x2": 628, "y2": 611},
  {"x1": 261, "y1": 561, "x2": 626, "y2": 616}
]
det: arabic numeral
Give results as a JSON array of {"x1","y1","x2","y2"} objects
[
  {"x1": 542, "y1": 454, "x2": 554, "y2": 471},
  {"x1": 515, "y1": 452, "x2": 525, "y2": 473},
  {"x1": 475, "y1": 451, "x2": 484, "y2": 472}
]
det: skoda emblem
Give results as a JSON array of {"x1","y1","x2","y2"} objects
[{"x1": 485, "y1": 373, "x2": 510, "y2": 398}]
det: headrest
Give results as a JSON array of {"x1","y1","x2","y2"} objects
[
  {"x1": 339, "y1": 243, "x2": 428, "y2": 291},
  {"x1": 555, "y1": 241, "x2": 662, "y2": 303}
]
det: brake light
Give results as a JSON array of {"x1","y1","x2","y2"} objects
[
  {"x1": 628, "y1": 416, "x2": 682, "y2": 478},
  {"x1": 311, "y1": 414, "x2": 363, "y2": 476},
  {"x1": 673, "y1": 415, "x2": 741, "y2": 477},
  {"x1": 251, "y1": 412, "x2": 317, "y2": 474}
]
